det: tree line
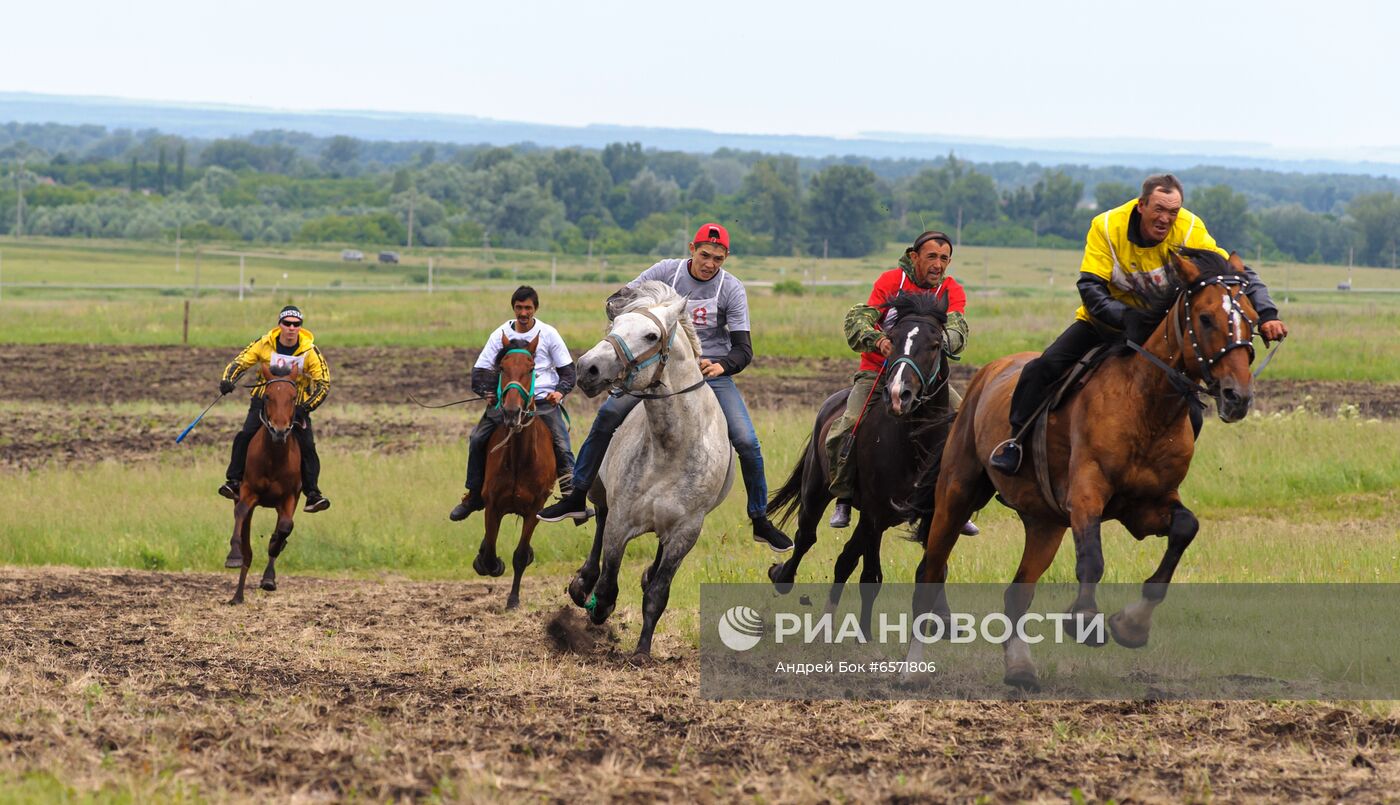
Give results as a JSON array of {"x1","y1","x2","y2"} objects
[{"x1": 3, "y1": 121, "x2": 1400, "y2": 267}]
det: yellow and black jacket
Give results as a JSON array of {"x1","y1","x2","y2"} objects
[
  {"x1": 1076, "y1": 198, "x2": 1227, "y2": 328},
  {"x1": 221, "y1": 327, "x2": 330, "y2": 411}
]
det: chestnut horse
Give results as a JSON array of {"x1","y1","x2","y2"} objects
[
  {"x1": 908, "y1": 249, "x2": 1263, "y2": 689},
  {"x1": 224, "y1": 363, "x2": 302, "y2": 605},
  {"x1": 472, "y1": 334, "x2": 556, "y2": 609}
]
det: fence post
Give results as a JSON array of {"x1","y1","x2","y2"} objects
[{"x1": 183, "y1": 299, "x2": 190, "y2": 345}]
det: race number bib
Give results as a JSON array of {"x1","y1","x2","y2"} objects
[{"x1": 268, "y1": 353, "x2": 306, "y2": 374}]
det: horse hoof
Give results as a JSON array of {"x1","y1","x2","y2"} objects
[
  {"x1": 224, "y1": 553, "x2": 243, "y2": 569},
  {"x1": 473, "y1": 554, "x2": 506, "y2": 577},
  {"x1": 505, "y1": 596, "x2": 520, "y2": 610},
  {"x1": 567, "y1": 577, "x2": 591, "y2": 608},
  {"x1": 1004, "y1": 668, "x2": 1041, "y2": 691},
  {"x1": 1073, "y1": 610, "x2": 1107, "y2": 647},
  {"x1": 627, "y1": 652, "x2": 655, "y2": 668},
  {"x1": 226, "y1": 596, "x2": 243, "y2": 606},
  {"x1": 259, "y1": 579, "x2": 277, "y2": 592},
  {"x1": 1108, "y1": 611, "x2": 1150, "y2": 649}
]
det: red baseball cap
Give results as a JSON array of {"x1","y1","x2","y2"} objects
[{"x1": 692, "y1": 222, "x2": 730, "y2": 251}]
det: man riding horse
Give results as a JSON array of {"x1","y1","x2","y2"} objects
[
  {"x1": 539, "y1": 223, "x2": 793, "y2": 554},
  {"x1": 988, "y1": 174, "x2": 1290, "y2": 474},
  {"x1": 450, "y1": 285, "x2": 577, "y2": 522},
  {"x1": 218, "y1": 305, "x2": 331, "y2": 512},
  {"x1": 825, "y1": 230, "x2": 974, "y2": 531}
]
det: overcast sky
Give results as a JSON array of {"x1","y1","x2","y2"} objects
[{"x1": 4, "y1": 0, "x2": 1394, "y2": 153}]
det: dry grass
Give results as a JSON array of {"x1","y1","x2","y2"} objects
[{"x1": 2, "y1": 567, "x2": 1397, "y2": 802}]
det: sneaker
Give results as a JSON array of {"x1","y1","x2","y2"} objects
[
  {"x1": 537, "y1": 488, "x2": 590, "y2": 522},
  {"x1": 960, "y1": 520, "x2": 981, "y2": 537},
  {"x1": 829, "y1": 501, "x2": 852, "y2": 529},
  {"x1": 989, "y1": 439, "x2": 1023, "y2": 474},
  {"x1": 304, "y1": 493, "x2": 331, "y2": 513},
  {"x1": 751, "y1": 516, "x2": 794, "y2": 553},
  {"x1": 448, "y1": 491, "x2": 484, "y2": 522},
  {"x1": 218, "y1": 480, "x2": 240, "y2": 501}
]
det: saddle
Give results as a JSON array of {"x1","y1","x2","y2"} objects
[{"x1": 1027, "y1": 344, "x2": 1112, "y2": 518}]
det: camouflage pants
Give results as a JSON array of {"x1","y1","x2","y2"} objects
[{"x1": 824, "y1": 369, "x2": 963, "y2": 500}]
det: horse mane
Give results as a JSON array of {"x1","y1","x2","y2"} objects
[
  {"x1": 618, "y1": 280, "x2": 702, "y2": 357},
  {"x1": 887, "y1": 291, "x2": 949, "y2": 327},
  {"x1": 1118, "y1": 246, "x2": 1238, "y2": 351}
]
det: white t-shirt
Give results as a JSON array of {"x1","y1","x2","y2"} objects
[{"x1": 474, "y1": 319, "x2": 573, "y2": 399}]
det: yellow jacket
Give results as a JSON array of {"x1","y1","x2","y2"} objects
[
  {"x1": 1076, "y1": 199, "x2": 1228, "y2": 325},
  {"x1": 221, "y1": 327, "x2": 331, "y2": 411}
]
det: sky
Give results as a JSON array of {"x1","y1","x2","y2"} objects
[{"x1": 3, "y1": 0, "x2": 1396, "y2": 155}]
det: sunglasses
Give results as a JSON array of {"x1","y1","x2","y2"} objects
[{"x1": 280, "y1": 320, "x2": 302, "y2": 328}]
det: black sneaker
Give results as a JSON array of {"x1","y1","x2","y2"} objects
[
  {"x1": 829, "y1": 501, "x2": 852, "y2": 529},
  {"x1": 537, "y1": 489, "x2": 590, "y2": 522},
  {"x1": 751, "y1": 516, "x2": 794, "y2": 553},
  {"x1": 449, "y1": 491, "x2": 484, "y2": 522},
  {"x1": 218, "y1": 480, "x2": 240, "y2": 501},
  {"x1": 304, "y1": 493, "x2": 330, "y2": 513},
  {"x1": 989, "y1": 439, "x2": 1023, "y2": 474}
]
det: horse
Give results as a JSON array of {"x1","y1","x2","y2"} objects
[
  {"x1": 471, "y1": 333, "x2": 556, "y2": 610},
  {"x1": 565, "y1": 281, "x2": 735, "y2": 660},
  {"x1": 766, "y1": 292, "x2": 953, "y2": 635},
  {"x1": 224, "y1": 362, "x2": 302, "y2": 605},
  {"x1": 906, "y1": 248, "x2": 1263, "y2": 689}
]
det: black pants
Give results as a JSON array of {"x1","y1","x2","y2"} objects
[
  {"x1": 226, "y1": 397, "x2": 322, "y2": 495},
  {"x1": 1009, "y1": 319, "x2": 1203, "y2": 438}
]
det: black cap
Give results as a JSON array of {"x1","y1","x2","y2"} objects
[
  {"x1": 278, "y1": 305, "x2": 304, "y2": 323},
  {"x1": 909, "y1": 230, "x2": 953, "y2": 256}
]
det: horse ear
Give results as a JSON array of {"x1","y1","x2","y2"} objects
[
  {"x1": 527, "y1": 334, "x2": 540, "y2": 353},
  {"x1": 289, "y1": 363, "x2": 301, "y2": 380},
  {"x1": 1227, "y1": 251, "x2": 1247, "y2": 273},
  {"x1": 667, "y1": 296, "x2": 687, "y2": 324},
  {"x1": 260, "y1": 363, "x2": 272, "y2": 380},
  {"x1": 1173, "y1": 250, "x2": 1202, "y2": 283},
  {"x1": 501, "y1": 332, "x2": 511, "y2": 348}
]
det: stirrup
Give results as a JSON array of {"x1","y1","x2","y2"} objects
[{"x1": 989, "y1": 439, "x2": 1023, "y2": 474}]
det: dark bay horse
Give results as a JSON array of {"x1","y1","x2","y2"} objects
[
  {"x1": 473, "y1": 333, "x2": 556, "y2": 609},
  {"x1": 225, "y1": 363, "x2": 302, "y2": 605},
  {"x1": 907, "y1": 249, "x2": 1263, "y2": 689},
  {"x1": 768, "y1": 292, "x2": 952, "y2": 634}
]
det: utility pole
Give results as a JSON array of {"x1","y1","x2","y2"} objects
[
  {"x1": 956, "y1": 206, "x2": 963, "y2": 248},
  {"x1": 239, "y1": 255, "x2": 246, "y2": 302},
  {"x1": 407, "y1": 194, "x2": 415, "y2": 250},
  {"x1": 13, "y1": 158, "x2": 23, "y2": 238}
]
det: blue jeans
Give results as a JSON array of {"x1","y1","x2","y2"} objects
[
  {"x1": 571, "y1": 376, "x2": 770, "y2": 519},
  {"x1": 464, "y1": 402, "x2": 573, "y2": 491}
]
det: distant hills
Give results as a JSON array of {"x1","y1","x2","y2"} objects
[{"x1": 3, "y1": 91, "x2": 1399, "y2": 178}]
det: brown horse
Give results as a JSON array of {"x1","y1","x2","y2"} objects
[
  {"x1": 909, "y1": 249, "x2": 1263, "y2": 689},
  {"x1": 473, "y1": 333, "x2": 556, "y2": 609},
  {"x1": 225, "y1": 363, "x2": 302, "y2": 605}
]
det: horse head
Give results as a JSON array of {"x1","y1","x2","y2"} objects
[
  {"x1": 497, "y1": 332, "x2": 539, "y2": 429},
  {"x1": 883, "y1": 291, "x2": 950, "y2": 417},
  {"x1": 259, "y1": 362, "x2": 300, "y2": 443},
  {"x1": 578, "y1": 281, "x2": 689, "y2": 397},
  {"x1": 1170, "y1": 248, "x2": 1258, "y2": 422}
]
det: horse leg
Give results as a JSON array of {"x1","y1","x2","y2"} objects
[
  {"x1": 568, "y1": 504, "x2": 607, "y2": 608},
  {"x1": 826, "y1": 516, "x2": 870, "y2": 616},
  {"x1": 228, "y1": 501, "x2": 254, "y2": 605},
  {"x1": 906, "y1": 469, "x2": 992, "y2": 672},
  {"x1": 588, "y1": 518, "x2": 635, "y2": 626},
  {"x1": 1067, "y1": 476, "x2": 1112, "y2": 647},
  {"x1": 506, "y1": 515, "x2": 540, "y2": 610},
  {"x1": 1109, "y1": 499, "x2": 1198, "y2": 649},
  {"x1": 1001, "y1": 517, "x2": 1068, "y2": 690},
  {"x1": 473, "y1": 506, "x2": 506, "y2": 578},
  {"x1": 261, "y1": 497, "x2": 296, "y2": 592},
  {"x1": 225, "y1": 499, "x2": 251, "y2": 569},
  {"x1": 633, "y1": 524, "x2": 701, "y2": 661},
  {"x1": 857, "y1": 526, "x2": 884, "y2": 641}
]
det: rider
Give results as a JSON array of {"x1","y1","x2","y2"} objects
[
  {"x1": 988, "y1": 174, "x2": 1290, "y2": 474},
  {"x1": 826, "y1": 230, "x2": 973, "y2": 530},
  {"x1": 217, "y1": 305, "x2": 332, "y2": 512},
  {"x1": 449, "y1": 285, "x2": 578, "y2": 521},
  {"x1": 537, "y1": 223, "x2": 795, "y2": 554}
]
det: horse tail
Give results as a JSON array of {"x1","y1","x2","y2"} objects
[{"x1": 767, "y1": 433, "x2": 813, "y2": 529}]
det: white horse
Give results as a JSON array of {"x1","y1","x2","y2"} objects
[{"x1": 566, "y1": 281, "x2": 735, "y2": 660}]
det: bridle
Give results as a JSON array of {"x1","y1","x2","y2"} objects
[
  {"x1": 495, "y1": 347, "x2": 538, "y2": 431},
  {"x1": 258, "y1": 377, "x2": 299, "y2": 442},
  {"x1": 884, "y1": 315, "x2": 950, "y2": 413},
  {"x1": 604, "y1": 308, "x2": 706, "y2": 399}
]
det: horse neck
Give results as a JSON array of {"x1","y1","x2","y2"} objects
[
  {"x1": 1119, "y1": 302, "x2": 1194, "y2": 427},
  {"x1": 642, "y1": 337, "x2": 709, "y2": 450}
]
